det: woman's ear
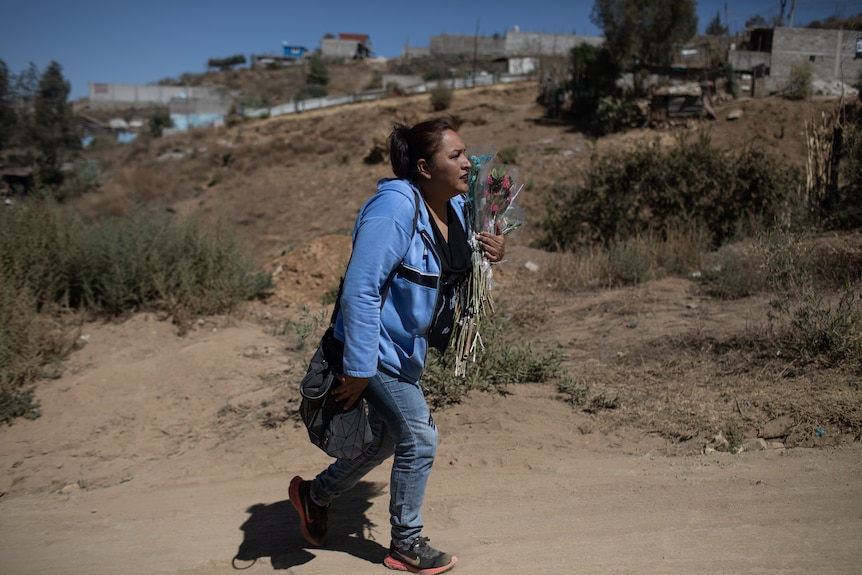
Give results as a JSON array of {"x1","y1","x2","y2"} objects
[{"x1": 416, "y1": 158, "x2": 431, "y2": 180}]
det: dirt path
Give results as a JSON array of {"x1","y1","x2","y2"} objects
[
  {"x1": 1, "y1": 305, "x2": 860, "y2": 575},
  {"x1": 3, "y1": 84, "x2": 859, "y2": 573}
]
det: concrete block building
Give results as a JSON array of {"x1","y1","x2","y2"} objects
[
  {"x1": 321, "y1": 33, "x2": 372, "y2": 59},
  {"x1": 419, "y1": 28, "x2": 602, "y2": 59},
  {"x1": 729, "y1": 27, "x2": 862, "y2": 95}
]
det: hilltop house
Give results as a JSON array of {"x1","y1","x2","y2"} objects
[
  {"x1": 252, "y1": 44, "x2": 310, "y2": 68},
  {"x1": 728, "y1": 27, "x2": 862, "y2": 96},
  {"x1": 407, "y1": 28, "x2": 602, "y2": 75},
  {"x1": 321, "y1": 33, "x2": 372, "y2": 59}
]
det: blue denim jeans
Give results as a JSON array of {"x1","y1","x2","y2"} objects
[{"x1": 310, "y1": 369, "x2": 438, "y2": 545}]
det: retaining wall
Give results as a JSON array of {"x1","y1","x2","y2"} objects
[{"x1": 88, "y1": 83, "x2": 231, "y2": 110}]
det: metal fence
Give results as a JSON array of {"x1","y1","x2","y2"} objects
[{"x1": 242, "y1": 73, "x2": 534, "y2": 119}]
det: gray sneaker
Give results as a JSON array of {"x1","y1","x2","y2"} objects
[{"x1": 383, "y1": 537, "x2": 457, "y2": 574}]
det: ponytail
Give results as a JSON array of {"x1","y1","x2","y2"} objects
[
  {"x1": 388, "y1": 123, "x2": 412, "y2": 179},
  {"x1": 387, "y1": 118, "x2": 459, "y2": 182}
]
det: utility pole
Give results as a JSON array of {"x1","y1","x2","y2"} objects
[
  {"x1": 725, "y1": 3, "x2": 730, "y2": 35},
  {"x1": 788, "y1": 0, "x2": 796, "y2": 28},
  {"x1": 472, "y1": 18, "x2": 480, "y2": 88}
]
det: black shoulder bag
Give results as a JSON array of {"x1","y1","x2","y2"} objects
[
  {"x1": 299, "y1": 188, "x2": 422, "y2": 460},
  {"x1": 298, "y1": 279, "x2": 373, "y2": 460}
]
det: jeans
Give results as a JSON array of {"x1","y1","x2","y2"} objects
[{"x1": 310, "y1": 369, "x2": 438, "y2": 545}]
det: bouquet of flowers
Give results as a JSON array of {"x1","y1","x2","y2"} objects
[{"x1": 452, "y1": 148, "x2": 526, "y2": 376}]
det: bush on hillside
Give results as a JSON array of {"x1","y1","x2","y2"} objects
[
  {"x1": 306, "y1": 54, "x2": 329, "y2": 86},
  {"x1": 786, "y1": 62, "x2": 814, "y2": 100},
  {"x1": 295, "y1": 85, "x2": 328, "y2": 101},
  {"x1": 0, "y1": 195, "x2": 273, "y2": 414},
  {"x1": 537, "y1": 134, "x2": 803, "y2": 251},
  {"x1": 149, "y1": 108, "x2": 173, "y2": 137},
  {"x1": 591, "y1": 96, "x2": 643, "y2": 135},
  {"x1": 429, "y1": 85, "x2": 453, "y2": 111}
]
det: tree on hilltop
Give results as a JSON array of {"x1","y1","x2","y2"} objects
[
  {"x1": 0, "y1": 60, "x2": 18, "y2": 150},
  {"x1": 13, "y1": 62, "x2": 40, "y2": 108},
  {"x1": 590, "y1": 0, "x2": 698, "y2": 70},
  {"x1": 745, "y1": 15, "x2": 768, "y2": 30},
  {"x1": 30, "y1": 61, "x2": 79, "y2": 189},
  {"x1": 307, "y1": 53, "x2": 329, "y2": 87},
  {"x1": 706, "y1": 11, "x2": 728, "y2": 36}
]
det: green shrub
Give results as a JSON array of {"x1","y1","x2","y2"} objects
[
  {"x1": 557, "y1": 376, "x2": 591, "y2": 406},
  {"x1": 606, "y1": 237, "x2": 651, "y2": 286},
  {"x1": 755, "y1": 229, "x2": 862, "y2": 369},
  {"x1": 270, "y1": 306, "x2": 327, "y2": 351},
  {"x1": 0, "y1": 283, "x2": 45, "y2": 391},
  {"x1": 245, "y1": 97, "x2": 268, "y2": 109},
  {"x1": 423, "y1": 69, "x2": 451, "y2": 82},
  {"x1": 720, "y1": 62, "x2": 739, "y2": 99},
  {"x1": 422, "y1": 318, "x2": 563, "y2": 407},
  {"x1": 785, "y1": 284, "x2": 862, "y2": 367},
  {"x1": 538, "y1": 135, "x2": 802, "y2": 252},
  {"x1": 592, "y1": 96, "x2": 641, "y2": 135},
  {"x1": 68, "y1": 210, "x2": 273, "y2": 320},
  {"x1": 149, "y1": 108, "x2": 173, "y2": 137},
  {"x1": 0, "y1": 196, "x2": 272, "y2": 417},
  {"x1": 71, "y1": 158, "x2": 107, "y2": 195},
  {"x1": 699, "y1": 245, "x2": 764, "y2": 299},
  {"x1": 0, "y1": 388, "x2": 41, "y2": 425},
  {"x1": 786, "y1": 62, "x2": 813, "y2": 101},
  {"x1": 306, "y1": 54, "x2": 329, "y2": 86},
  {"x1": 429, "y1": 86, "x2": 453, "y2": 111},
  {"x1": 295, "y1": 85, "x2": 327, "y2": 101}
]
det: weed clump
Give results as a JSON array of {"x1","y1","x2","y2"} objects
[
  {"x1": 0, "y1": 194, "x2": 272, "y2": 422},
  {"x1": 538, "y1": 133, "x2": 802, "y2": 252},
  {"x1": 429, "y1": 86, "x2": 453, "y2": 111},
  {"x1": 422, "y1": 318, "x2": 564, "y2": 407}
]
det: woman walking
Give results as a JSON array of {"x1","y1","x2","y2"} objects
[{"x1": 290, "y1": 118, "x2": 505, "y2": 574}]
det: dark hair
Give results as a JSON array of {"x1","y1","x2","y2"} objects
[{"x1": 388, "y1": 118, "x2": 460, "y2": 181}]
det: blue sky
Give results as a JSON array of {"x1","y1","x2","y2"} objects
[{"x1": 1, "y1": 0, "x2": 859, "y2": 101}]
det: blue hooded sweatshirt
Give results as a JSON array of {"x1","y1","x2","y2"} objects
[{"x1": 333, "y1": 178, "x2": 468, "y2": 383}]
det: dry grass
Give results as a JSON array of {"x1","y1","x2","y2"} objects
[{"x1": 52, "y1": 69, "x2": 862, "y2": 452}]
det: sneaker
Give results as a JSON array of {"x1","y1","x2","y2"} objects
[
  {"x1": 289, "y1": 475, "x2": 328, "y2": 547},
  {"x1": 383, "y1": 537, "x2": 457, "y2": 574}
]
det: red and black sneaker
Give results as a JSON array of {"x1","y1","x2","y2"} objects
[
  {"x1": 383, "y1": 537, "x2": 457, "y2": 574},
  {"x1": 288, "y1": 475, "x2": 328, "y2": 547}
]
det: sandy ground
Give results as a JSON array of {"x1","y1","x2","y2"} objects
[
  {"x1": 3, "y1": 78, "x2": 861, "y2": 575},
  {"x1": 1, "y1": 263, "x2": 861, "y2": 575}
]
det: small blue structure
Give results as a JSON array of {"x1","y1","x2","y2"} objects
[{"x1": 283, "y1": 44, "x2": 308, "y2": 58}]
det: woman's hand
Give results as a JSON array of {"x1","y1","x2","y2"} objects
[
  {"x1": 477, "y1": 223, "x2": 506, "y2": 263},
  {"x1": 332, "y1": 374, "x2": 369, "y2": 410}
]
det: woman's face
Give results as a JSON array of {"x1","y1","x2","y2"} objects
[{"x1": 422, "y1": 129, "x2": 471, "y2": 198}]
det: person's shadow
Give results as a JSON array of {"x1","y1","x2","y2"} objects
[{"x1": 232, "y1": 480, "x2": 389, "y2": 570}]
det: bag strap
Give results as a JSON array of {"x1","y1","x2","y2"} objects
[
  {"x1": 332, "y1": 188, "x2": 422, "y2": 323},
  {"x1": 383, "y1": 188, "x2": 422, "y2": 306},
  {"x1": 328, "y1": 277, "x2": 345, "y2": 328}
]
